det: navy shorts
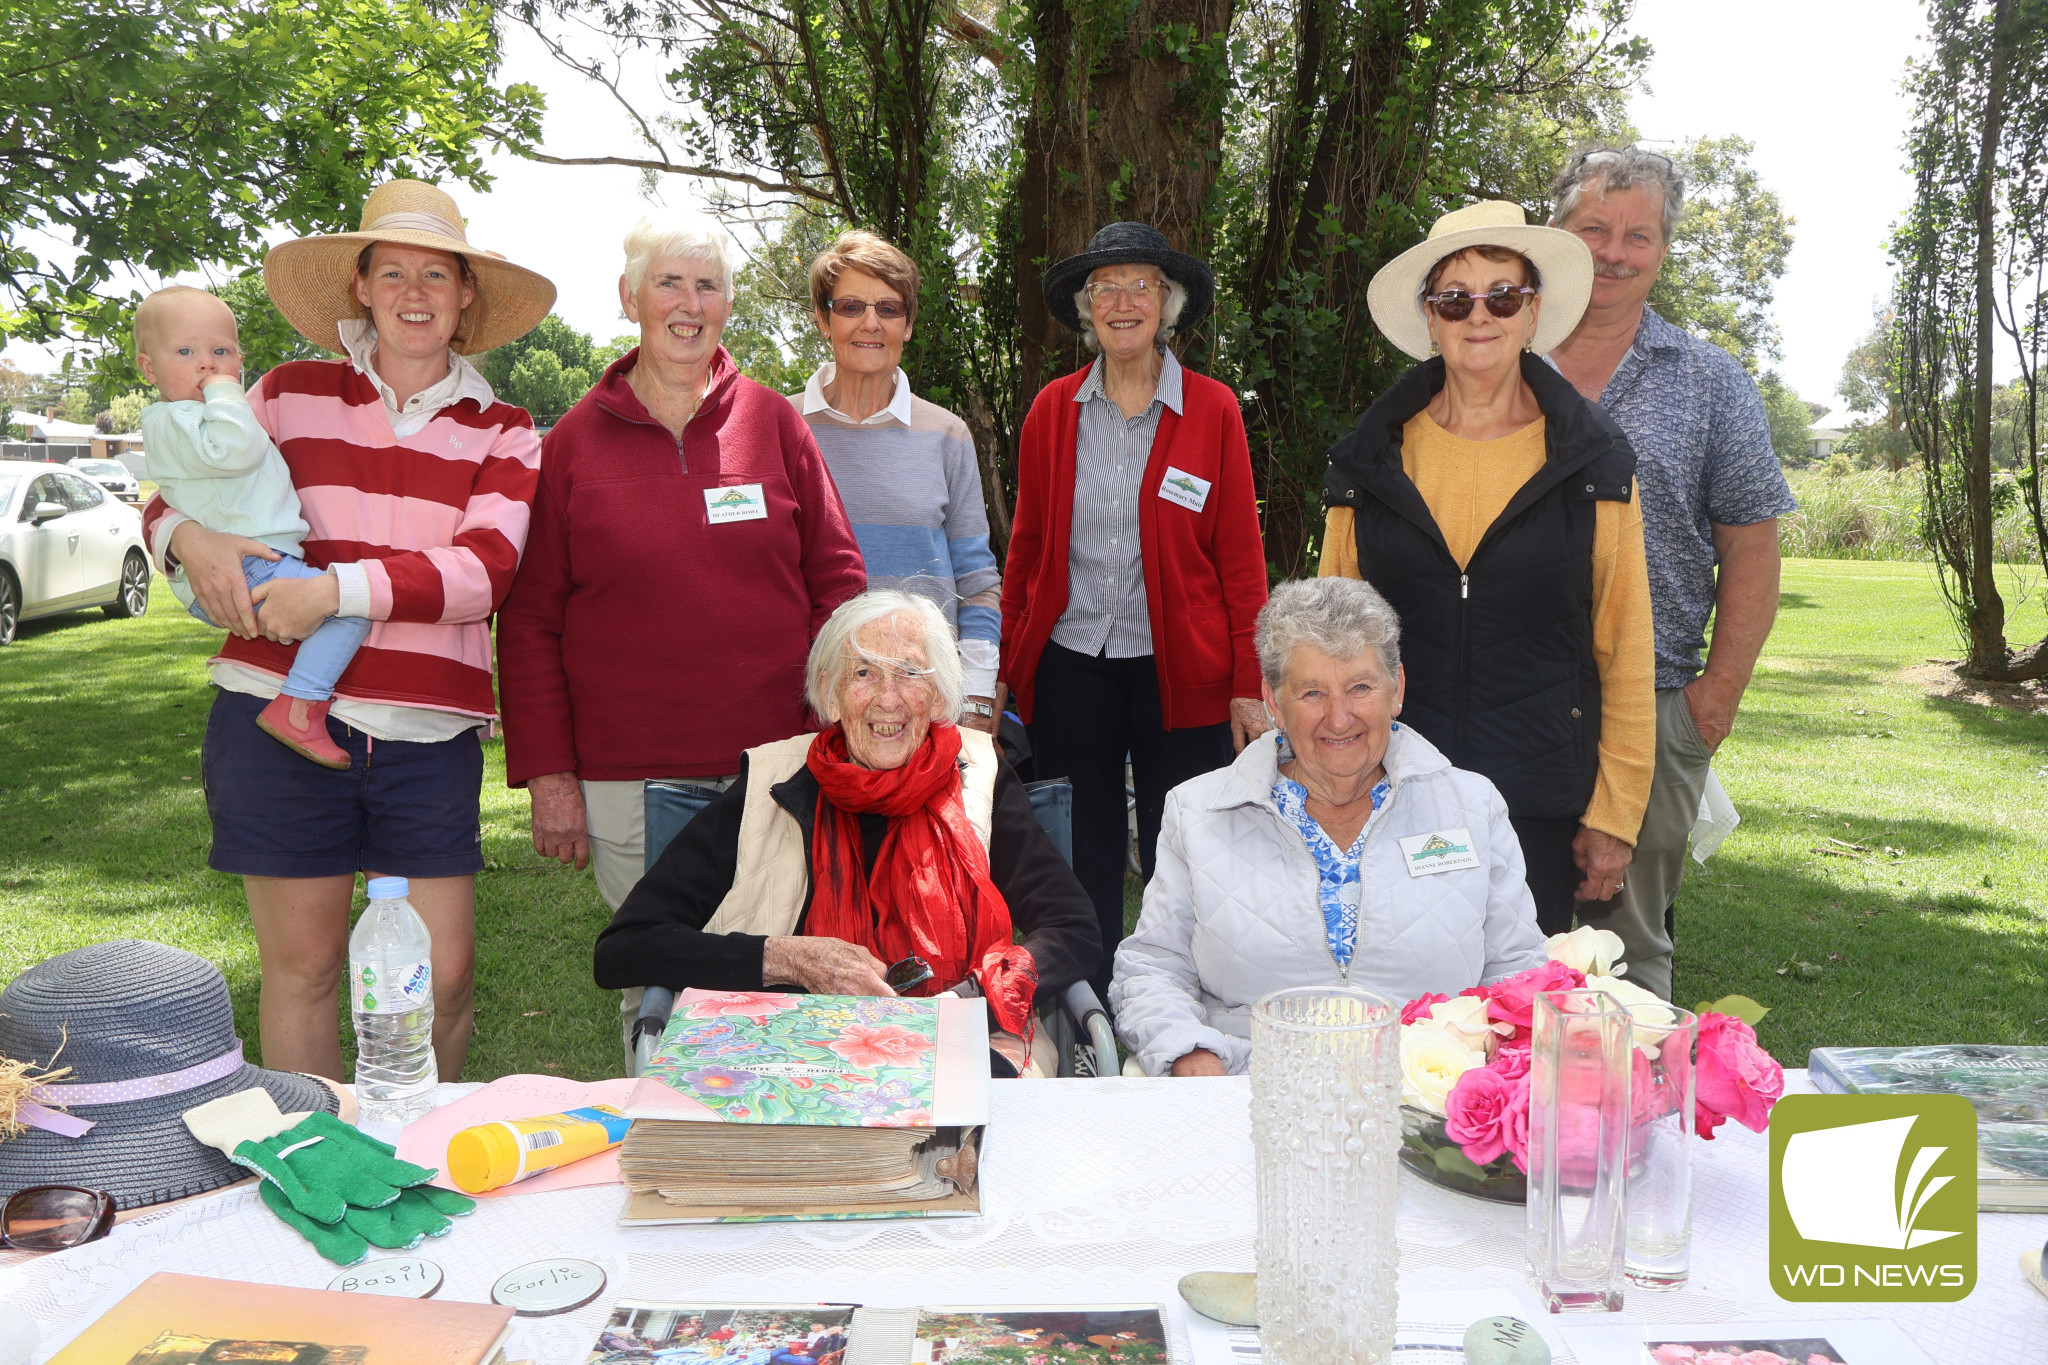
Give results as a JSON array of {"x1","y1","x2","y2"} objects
[{"x1": 201, "y1": 689, "x2": 485, "y2": 879}]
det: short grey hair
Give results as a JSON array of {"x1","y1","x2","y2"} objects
[
  {"x1": 1256, "y1": 578, "x2": 1403, "y2": 687},
  {"x1": 622, "y1": 210, "x2": 737, "y2": 300},
  {"x1": 1549, "y1": 143, "x2": 1686, "y2": 244},
  {"x1": 1073, "y1": 269, "x2": 1187, "y2": 353},
  {"x1": 806, "y1": 590, "x2": 965, "y2": 725}
]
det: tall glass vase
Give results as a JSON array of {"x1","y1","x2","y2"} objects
[
  {"x1": 1526, "y1": 989, "x2": 1633, "y2": 1313},
  {"x1": 1250, "y1": 986, "x2": 1401, "y2": 1365},
  {"x1": 1624, "y1": 1003, "x2": 1698, "y2": 1290}
]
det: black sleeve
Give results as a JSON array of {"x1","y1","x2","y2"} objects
[
  {"x1": 986, "y1": 763, "x2": 1102, "y2": 1002},
  {"x1": 591, "y1": 760, "x2": 769, "y2": 992}
]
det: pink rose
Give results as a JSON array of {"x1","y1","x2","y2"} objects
[
  {"x1": 1442, "y1": 1067, "x2": 1517, "y2": 1165},
  {"x1": 1400, "y1": 992, "x2": 1452, "y2": 1025},
  {"x1": 1498, "y1": 1078, "x2": 1531, "y2": 1171},
  {"x1": 1695, "y1": 1012, "x2": 1783, "y2": 1138},
  {"x1": 1697, "y1": 1353, "x2": 1740, "y2": 1365},
  {"x1": 1482, "y1": 961, "x2": 1587, "y2": 1033},
  {"x1": 1488, "y1": 1042, "x2": 1531, "y2": 1080},
  {"x1": 1738, "y1": 1353, "x2": 1790, "y2": 1365},
  {"x1": 1649, "y1": 1347, "x2": 1698, "y2": 1365}
]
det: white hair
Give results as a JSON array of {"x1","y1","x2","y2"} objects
[
  {"x1": 1073, "y1": 269, "x2": 1187, "y2": 353},
  {"x1": 1549, "y1": 144, "x2": 1686, "y2": 244},
  {"x1": 806, "y1": 591, "x2": 965, "y2": 726},
  {"x1": 1256, "y1": 577, "x2": 1403, "y2": 686},
  {"x1": 622, "y1": 210, "x2": 737, "y2": 300}
]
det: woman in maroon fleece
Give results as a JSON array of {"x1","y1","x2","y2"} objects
[{"x1": 497, "y1": 212, "x2": 866, "y2": 1053}]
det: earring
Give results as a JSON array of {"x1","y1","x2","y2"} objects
[{"x1": 1429, "y1": 338, "x2": 1439, "y2": 356}]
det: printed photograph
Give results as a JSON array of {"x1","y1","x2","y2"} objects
[
  {"x1": 127, "y1": 1335, "x2": 368, "y2": 1365},
  {"x1": 588, "y1": 1304, "x2": 855, "y2": 1365},
  {"x1": 1644, "y1": 1341, "x2": 1846, "y2": 1365},
  {"x1": 913, "y1": 1309, "x2": 1168, "y2": 1365}
]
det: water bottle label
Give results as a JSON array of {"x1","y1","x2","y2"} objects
[{"x1": 352, "y1": 959, "x2": 432, "y2": 1014}]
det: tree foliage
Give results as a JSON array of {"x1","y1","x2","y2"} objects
[
  {"x1": 1644, "y1": 135, "x2": 1795, "y2": 373},
  {"x1": 0, "y1": 0, "x2": 542, "y2": 345},
  {"x1": 1757, "y1": 372, "x2": 1821, "y2": 467}
]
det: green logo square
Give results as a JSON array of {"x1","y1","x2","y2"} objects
[{"x1": 1769, "y1": 1093, "x2": 1977, "y2": 1301}]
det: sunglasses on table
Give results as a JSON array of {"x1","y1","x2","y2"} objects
[
  {"x1": 1424, "y1": 284, "x2": 1537, "y2": 322},
  {"x1": 1, "y1": 1184, "x2": 116, "y2": 1251},
  {"x1": 825, "y1": 298, "x2": 909, "y2": 320}
]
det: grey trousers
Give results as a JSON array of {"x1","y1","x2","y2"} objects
[{"x1": 1576, "y1": 687, "x2": 1714, "y2": 1001}]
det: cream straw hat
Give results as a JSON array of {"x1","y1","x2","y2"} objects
[
  {"x1": 1366, "y1": 200, "x2": 1594, "y2": 361},
  {"x1": 263, "y1": 179, "x2": 556, "y2": 356}
]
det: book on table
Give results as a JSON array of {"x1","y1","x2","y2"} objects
[
  {"x1": 616, "y1": 989, "x2": 991, "y2": 1224},
  {"x1": 46, "y1": 1271, "x2": 516, "y2": 1365},
  {"x1": 582, "y1": 1302, "x2": 1165, "y2": 1365},
  {"x1": 1808, "y1": 1043, "x2": 2048, "y2": 1211}
]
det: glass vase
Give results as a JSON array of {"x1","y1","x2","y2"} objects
[
  {"x1": 1526, "y1": 989, "x2": 1633, "y2": 1313},
  {"x1": 1250, "y1": 986, "x2": 1401, "y2": 1365},
  {"x1": 1623, "y1": 1002, "x2": 1697, "y2": 1290}
]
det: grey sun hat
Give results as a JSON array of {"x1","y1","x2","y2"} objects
[
  {"x1": 0, "y1": 940, "x2": 337, "y2": 1211},
  {"x1": 1042, "y1": 222, "x2": 1217, "y2": 336}
]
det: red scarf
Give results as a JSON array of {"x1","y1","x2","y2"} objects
[{"x1": 805, "y1": 723, "x2": 1038, "y2": 1038}]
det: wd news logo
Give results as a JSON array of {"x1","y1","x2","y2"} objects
[{"x1": 1768, "y1": 1095, "x2": 1976, "y2": 1301}]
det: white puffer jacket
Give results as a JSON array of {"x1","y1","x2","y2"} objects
[{"x1": 1110, "y1": 726, "x2": 1546, "y2": 1076}]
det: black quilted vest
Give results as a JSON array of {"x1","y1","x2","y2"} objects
[{"x1": 1321, "y1": 354, "x2": 1637, "y2": 821}]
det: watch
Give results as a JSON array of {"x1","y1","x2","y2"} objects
[{"x1": 965, "y1": 700, "x2": 995, "y2": 718}]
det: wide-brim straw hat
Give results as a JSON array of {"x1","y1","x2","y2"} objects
[
  {"x1": 1367, "y1": 200, "x2": 1594, "y2": 360},
  {"x1": 1042, "y1": 222, "x2": 1217, "y2": 336},
  {"x1": 0, "y1": 940, "x2": 338, "y2": 1211},
  {"x1": 264, "y1": 179, "x2": 556, "y2": 356}
]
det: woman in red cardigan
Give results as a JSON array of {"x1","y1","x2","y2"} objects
[{"x1": 1000, "y1": 222, "x2": 1270, "y2": 1002}]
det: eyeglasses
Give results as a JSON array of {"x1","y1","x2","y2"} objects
[
  {"x1": 1081, "y1": 279, "x2": 1164, "y2": 308},
  {"x1": 1424, "y1": 285, "x2": 1537, "y2": 322},
  {"x1": 1, "y1": 1184, "x2": 115, "y2": 1251},
  {"x1": 1568, "y1": 147, "x2": 1675, "y2": 175},
  {"x1": 884, "y1": 955, "x2": 934, "y2": 993},
  {"x1": 825, "y1": 298, "x2": 909, "y2": 320}
]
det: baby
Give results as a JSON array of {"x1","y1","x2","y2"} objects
[{"x1": 136, "y1": 285, "x2": 369, "y2": 770}]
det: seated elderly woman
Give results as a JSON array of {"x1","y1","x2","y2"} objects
[
  {"x1": 1109, "y1": 577, "x2": 1547, "y2": 1076},
  {"x1": 593, "y1": 590, "x2": 1100, "y2": 1073}
]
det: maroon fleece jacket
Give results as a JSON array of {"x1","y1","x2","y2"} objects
[{"x1": 498, "y1": 347, "x2": 866, "y2": 784}]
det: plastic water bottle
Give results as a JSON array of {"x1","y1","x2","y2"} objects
[{"x1": 348, "y1": 876, "x2": 436, "y2": 1124}]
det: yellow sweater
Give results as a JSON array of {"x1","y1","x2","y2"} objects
[{"x1": 1320, "y1": 412, "x2": 1655, "y2": 844}]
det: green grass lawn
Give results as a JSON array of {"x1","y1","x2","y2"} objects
[{"x1": 2, "y1": 559, "x2": 2044, "y2": 1082}]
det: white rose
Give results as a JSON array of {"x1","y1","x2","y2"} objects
[
  {"x1": 1399, "y1": 1021, "x2": 1487, "y2": 1114},
  {"x1": 1425, "y1": 994, "x2": 1511, "y2": 1051},
  {"x1": 1585, "y1": 973, "x2": 1676, "y2": 1053},
  {"x1": 1544, "y1": 925, "x2": 1629, "y2": 977}
]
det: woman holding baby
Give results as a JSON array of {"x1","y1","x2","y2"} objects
[{"x1": 142, "y1": 180, "x2": 554, "y2": 1081}]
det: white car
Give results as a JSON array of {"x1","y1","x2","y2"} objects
[
  {"x1": 70, "y1": 457, "x2": 141, "y2": 503},
  {"x1": 0, "y1": 461, "x2": 150, "y2": 644}
]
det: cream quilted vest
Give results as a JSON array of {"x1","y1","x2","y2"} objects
[{"x1": 700, "y1": 727, "x2": 1002, "y2": 937}]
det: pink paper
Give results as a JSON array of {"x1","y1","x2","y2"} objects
[{"x1": 397, "y1": 1074, "x2": 638, "y2": 1198}]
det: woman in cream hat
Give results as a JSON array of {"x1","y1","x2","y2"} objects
[
  {"x1": 142, "y1": 180, "x2": 554, "y2": 1082},
  {"x1": 1318, "y1": 200, "x2": 1656, "y2": 935}
]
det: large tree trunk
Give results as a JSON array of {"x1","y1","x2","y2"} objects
[
  {"x1": 1014, "y1": 0, "x2": 1236, "y2": 402},
  {"x1": 1964, "y1": 0, "x2": 2012, "y2": 678}
]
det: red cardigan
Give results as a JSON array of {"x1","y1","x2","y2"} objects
[
  {"x1": 1000, "y1": 363, "x2": 1268, "y2": 729},
  {"x1": 497, "y1": 347, "x2": 866, "y2": 783}
]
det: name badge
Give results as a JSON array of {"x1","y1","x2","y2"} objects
[
  {"x1": 1158, "y1": 466, "x2": 1211, "y2": 512},
  {"x1": 1399, "y1": 828, "x2": 1482, "y2": 877},
  {"x1": 704, "y1": 482, "x2": 768, "y2": 524}
]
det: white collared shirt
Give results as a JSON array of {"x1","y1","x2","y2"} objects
[
  {"x1": 336, "y1": 319, "x2": 496, "y2": 438},
  {"x1": 798, "y1": 362, "x2": 915, "y2": 427}
]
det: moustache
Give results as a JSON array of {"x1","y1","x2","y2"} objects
[{"x1": 1594, "y1": 263, "x2": 1640, "y2": 281}]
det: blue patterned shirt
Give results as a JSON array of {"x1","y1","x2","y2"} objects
[
  {"x1": 1272, "y1": 752, "x2": 1394, "y2": 970},
  {"x1": 1566, "y1": 306, "x2": 1798, "y2": 689}
]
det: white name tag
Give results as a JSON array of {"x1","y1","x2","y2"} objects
[
  {"x1": 1157, "y1": 466, "x2": 1211, "y2": 512},
  {"x1": 1399, "y1": 828, "x2": 1482, "y2": 877},
  {"x1": 704, "y1": 482, "x2": 768, "y2": 523}
]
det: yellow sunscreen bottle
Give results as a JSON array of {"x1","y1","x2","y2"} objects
[{"x1": 445, "y1": 1104, "x2": 631, "y2": 1194}]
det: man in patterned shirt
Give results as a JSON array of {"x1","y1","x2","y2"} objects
[{"x1": 1545, "y1": 144, "x2": 1797, "y2": 1000}]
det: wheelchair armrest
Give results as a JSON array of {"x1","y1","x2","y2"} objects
[
  {"x1": 1063, "y1": 979, "x2": 1108, "y2": 1028},
  {"x1": 634, "y1": 986, "x2": 677, "y2": 1041}
]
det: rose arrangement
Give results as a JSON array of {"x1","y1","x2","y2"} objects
[{"x1": 1398, "y1": 927, "x2": 1785, "y2": 1183}]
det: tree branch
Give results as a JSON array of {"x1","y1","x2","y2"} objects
[{"x1": 494, "y1": 138, "x2": 840, "y2": 203}]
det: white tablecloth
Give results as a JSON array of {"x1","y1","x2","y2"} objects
[{"x1": 2, "y1": 1074, "x2": 2043, "y2": 1363}]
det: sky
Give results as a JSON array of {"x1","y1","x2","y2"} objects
[{"x1": 7, "y1": 0, "x2": 1930, "y2": 417}]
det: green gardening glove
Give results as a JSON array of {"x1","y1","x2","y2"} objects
[
  {"x1": 186, "y1": 1091, "x2": 438, "y2": 1226},
  {"x1": 259, "y1": 1178, "x2": 368, "y2": 1266},
  {"x1": 343, "y1": 1184, "x2": 475, "y2": 1250}
]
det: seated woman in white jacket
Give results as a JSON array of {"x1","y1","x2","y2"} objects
[{"x1": 1110, "y1": 576, "x2": 1547, "y2": 1075}]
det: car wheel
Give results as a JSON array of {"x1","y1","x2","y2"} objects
[
  {"x1": 105, "y1": 550, "x2": 150, "y2": 619},
  {"x1": 0, "y1": 567, "x2": 18, "y2": 645}
]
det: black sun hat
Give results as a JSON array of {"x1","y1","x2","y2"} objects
[
  {"x1": 1041, "y1": 223, "x2": 1217, "y2": 337},
  {"x1": 0, "y1": 941, "x2": 338, "y2": 1211}
]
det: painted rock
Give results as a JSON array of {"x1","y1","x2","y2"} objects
[
  {"x1": 1462, "y1": 1315, "x2": 1550, "y2": 1365},
  {"x1": 2022, "y1": 1247, "x2": 2048, "y2": 1302},
  {"x1": 1177, "y1": 1270, "x2": 1257, "y2": 1326}
]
